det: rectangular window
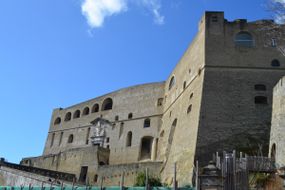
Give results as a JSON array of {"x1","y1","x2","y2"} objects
[
  {"x1": 271, "y1": 38, "x2": 277, "y2": 47},
  {"x1": 211, "y1": 16, "x2": 218, "y2": 22}
]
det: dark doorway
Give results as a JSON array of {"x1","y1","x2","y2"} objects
[
  {"x1": 79, "y1": 166, "x2": 88, "y2": 183},
  {"x1": 140, "y1": 137, "x2": 153, "y2": 160}
]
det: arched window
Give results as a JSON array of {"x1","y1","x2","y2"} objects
[
  {"x1": 128, "y1": 113, "x2": 133, "y2": 119},
  {"x1": 172, "y1": 119, "x2": 177, "y2": 128},
  {"x1": 115, "y1": 115, "x2": 119, "y2": 121},
  {"x1": 73, "y1": 110, "x2": 81, "y2": 119},
  {"x1": 271, "y1": 59, "x2": 280, "y2": 67},
  {"x1": 190, "y1": 93, "x2": 194, "y2": 99},
  {"x1": 254, "y1": 84, "x2": 266, "y2": 91},
  {"x1": 54, "y1": 117, "x2": 61, "y2": 125},
  {"x1": 82, "y1": 107, "x2": 90, "y2": 116},
  {"x1": 102, "y1": 98, "x2": 113, "y2": 111},
  {"x1": 65, "y1": 112, "x2": 72, "y2": 121},
  {"x1": 68, "y1": 134, "x2": 74, "y2": 143},
  {"x1": 187, "y1": 105, "x2": 192, "y2": 114},
  {"x1": 235, "y1": 31, "x2": 254, "y2": 47},
  {"x1": 144, "y1": 118, "x2": 151, "y2": 128},
  {"x1": 255, "y1": 96, "x2": 268, "y2": 105},
  {"x1": 92, "y1": 104, "x2": 99, "y2": 113},
  {"x1": 126, "y1": 131, "x2": 132, "y2": 147},
  {"x1": 271, "y1": 143, "x2": 276, "y2": 162},
  {"x1": 169, "y1": 76, "x2": 175, "y2": 90}
]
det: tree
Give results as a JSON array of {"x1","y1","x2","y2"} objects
[{"x1": 267, "y1": 0, "x2": 285, "y2": 24}]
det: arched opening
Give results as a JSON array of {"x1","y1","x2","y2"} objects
[
  {"x1": 139, "y1": 136, "x2": 154, "y2": 160},
  {"x1": 169, "y1": 76, "x2": 175, "y2": 90},
  {"x1": 271, "y1": 143, "x2": 276, "y2": 162},
  {"x1": 94, "y1": 174, "x2": 98, "y2": 183},
  {"x1": 115, "y1": 115, "x2": 119, "y2": 121},
  {"x1": 126, "y1": 131, "x2": 132, "y2": 147},
  {"x1": 83, "y1": 107, "x2": 90, "y2": 116},
  {"x1": 254, "y1": 84, "x2": 266, "y2": 91},
  {"x1": 183, "y1": 81, "x2": 187, "y2": 90},
  {"x1": 128, "y1": 113, "x2": 133, "y2": 119},
  {"x1": 65, "y1": 112, "x2": 72, "y2": 121},
  {"x1": 235, "y1": 31, "x2": 254, "y2": 47},
  {"x1": 68, "y1": 134, "x2": 74, "y2": 143},
  {"x1": 73, "y1": 110, "x2": 81, "y2": 119},
  {"x1": 92, "y1": 104, "x2": 99, "y2": 113},
  {"x1": 271, "y1": 59, "x2": 280, "y2": 67},
  {"x1": 144, "y1": 118, "x2": 151, "y2": 128},
  {"x1": 102, "y1": 98, "x2": 113, "y2": 111},
  {"x1": 54, "y1": 117, "x2": 61, "y2": 125}
]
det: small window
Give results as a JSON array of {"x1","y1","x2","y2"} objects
[
  {"x1": 54, "y1": 117, "x2": 61, "y2": 125},
  {"x1": 271, "y1": 59, "x2": 280, "y2": 67},
  {"x1": 126, "y1": 131, "x2": 132, "y2": 147},
  {"x1": 106, "y1": 137, "x2": 110, "y2": 143},
  {"x1": 92, "y1": 104, "x2": 99, "y2": 113},
  {"x1": 254, "y1": 84, "x2": 266, "y2": 91},
  {"x1": 169, "y1": 76, "x2": 175, "y2": 90},
  {"x1": 255, "y1": 96, "x2": 268, "y2": 105},
  {"x1": 82, "y1": 107, "x2": 90, "y2": 116},
  {"x1": 115, "y1": 115, "x2": 119, "y2": 121},
  {"x1": 183, "y1": 81, "x2": 187, "y2": 90},
  {"x1": 107, "y1": 145, "x2": 110, "y2": 149},
  {"x1": 68, "y1": 134, "x2": 74, "y2": 143},
  {"x1": 157, "y1": 98, "x2": 163, "y2": 106},
  {"x1": 144, "y1": 118, "x2": 151, "y2": 128},
  {"x1": 187, "y1": 105, "x2": 192, "y2": 114},
  {"x1": 189, "y1": 69, "x2": 191, "y2": 74},
  {"x1": 102, "y1": 98, "x2": 113, "y2": 111},
  {"x1": 271, "y1": 38, "x2": 277, "y2": 47},
  {"x1": 128, "y1": 113, "x2": 133, "y2": 119},
  {"x1": 65, "y1": 112, "x2": 72, "y2": 121},
  {"x1": 190, "y1": 93, "x2": 194, "y2": 99},
  {"x1": 211, "y1": 16, "x2": 218, "y2": 22},
  {"x1": 235, "y1": 31, "x2": 254, "y2": 47},
  {"x1": 169, "y1": 111, "x2": 172, "y2": 118},
  {"x1": 73, "y1": 110, "x2": 81, "y2": 119},
  {"x1": 160, "y1": 130, "x2": 164, "y2": 137}
]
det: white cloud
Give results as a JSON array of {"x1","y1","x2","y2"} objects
[
  {"x1": 81, "y1": 0, "x2": 127, "y2": 28},
  {"x1": 81, "y1": 0, "x2": 165, "y2": 28},
  {"x1": 141, "y1": 0, "x2": 165, "y2": 25}
]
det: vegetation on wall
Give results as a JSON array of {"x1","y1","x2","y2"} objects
[{"x1": 134, "y1": 172, "x2": 162, "y2": 187}]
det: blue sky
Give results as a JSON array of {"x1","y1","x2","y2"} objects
[{"x1": 0, "y1": 0, "x2": 273, "y2": 163}]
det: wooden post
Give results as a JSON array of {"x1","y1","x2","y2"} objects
[
  {"x1": 100, "y1": 176, "x2": 104, "y2": 190},
  {"x1": 195, "y1": 161, "x2": 199, "y2": 190},
  {"x1": 120, "y1": 171, "x2": 125, "y2": 190},
  {"x1": 173, "y1": 162, "x2": 177, "y2": 190},
  {"x1": 72, "y1": 177, "x2": 75, "y2": 190},
  {"x1": 145, "y1": 168, "x2": 149, "y2": 190}
]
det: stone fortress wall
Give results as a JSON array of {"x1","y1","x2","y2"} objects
[
  {"x1": 269, "y1": 76, "x2": 285, "y2": 168},
  {"x1": 20, "y1": 11, "x2": 285, "y2": 187}
]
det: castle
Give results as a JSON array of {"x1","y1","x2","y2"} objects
[{"x1": 16, "y1": 11, "x2": 285, "y2": 186}]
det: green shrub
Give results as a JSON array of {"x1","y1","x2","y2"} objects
[{"x1": 134, "y1": 172, "x2": 162, "y2": 187}]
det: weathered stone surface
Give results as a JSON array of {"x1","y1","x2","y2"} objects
[{"x1": 16, "y1": 11, "x2": 285, "y2": 187}]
